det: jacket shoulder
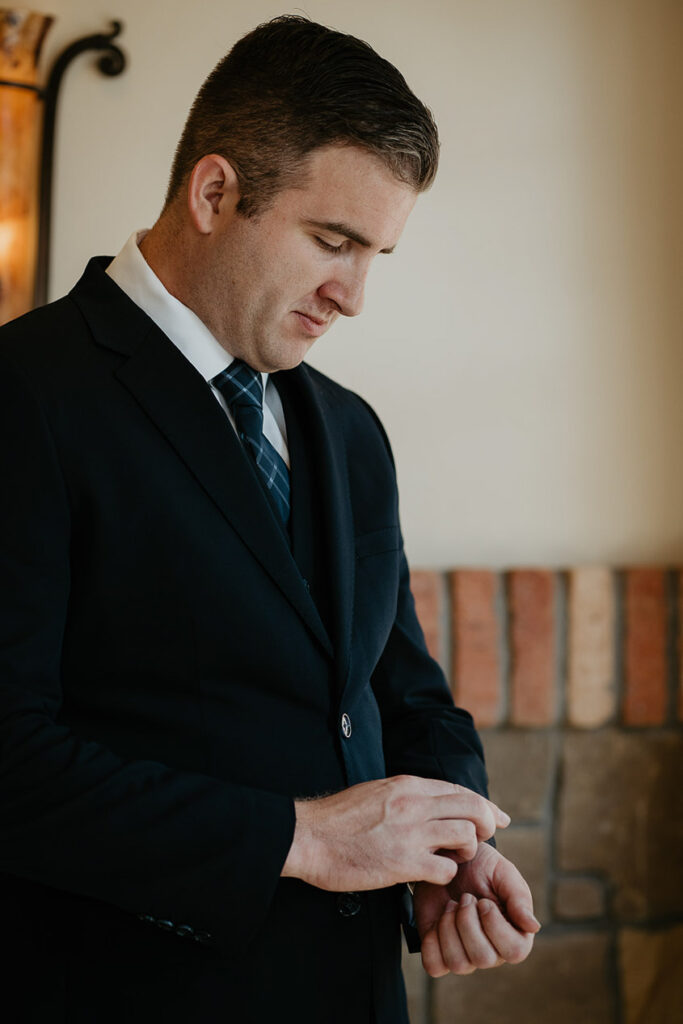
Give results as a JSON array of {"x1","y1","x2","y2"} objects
[{"x1": 0, "y1": 296, "x2": 90, "y2": 375}]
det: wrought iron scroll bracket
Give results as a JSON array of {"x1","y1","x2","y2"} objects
[{"x1": 34, "y1": 20, "x2": 126, "y2": 307}]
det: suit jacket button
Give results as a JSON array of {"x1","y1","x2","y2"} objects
[
  {"x1": 341, "y1": 713, "x2": 352, "y2": 739},
  {"x1": 157, "y1": 920, "x2": 175, "y2": 931},
  {"x1": 175, "y1": 924, "x2": 194, "y2": 939},
  {"x1": 337, "y1": 893, "x2": 361, "y2": 917}
]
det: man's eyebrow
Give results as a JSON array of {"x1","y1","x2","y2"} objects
[{"x1": 304, "y1": 220, "x2": 396, "y2": 254}]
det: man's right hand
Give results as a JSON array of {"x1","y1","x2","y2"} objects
[{"x1": 281, "y1": 775, "x2": 510, "y2": 892}]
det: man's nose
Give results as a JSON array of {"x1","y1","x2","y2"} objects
[{"x1": 318, "y1": 267, "x2": 367, "y2": 318}]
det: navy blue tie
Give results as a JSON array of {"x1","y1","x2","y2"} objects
[{"x1": 211, "y1": 360, "x2": 291, "y2": 524}]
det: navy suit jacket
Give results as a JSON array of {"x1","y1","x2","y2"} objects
[{"x1": 0, "y1": 258, "x2": 488, "y2": 1023}]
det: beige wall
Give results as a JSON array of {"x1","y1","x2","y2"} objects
[{"x1": 41, "y1": 0, "x2": 683, "y2": 566}]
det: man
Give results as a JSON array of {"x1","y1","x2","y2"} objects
[{"x1": 0, "y1": 16, "x2": 538, "y2": 1023}]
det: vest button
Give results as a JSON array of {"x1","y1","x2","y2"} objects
[
  {"x1": 337, "y1": 892, "x2": 361, "y2": 917},
  {"x1": 341, "y1": 713, "x2": 352, "y2": 739}
]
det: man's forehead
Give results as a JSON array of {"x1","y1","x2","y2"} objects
[{"x1": 302, "y1": 142, "x2": 408, "y2": 192}]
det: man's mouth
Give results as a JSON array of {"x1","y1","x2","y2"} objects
[{"x1": 293, "y1": 311, "x2": 329, "y2": 336}]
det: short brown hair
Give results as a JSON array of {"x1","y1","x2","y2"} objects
[{"x1": 165, "y1": 15, "x2": 439, "y2": 216}]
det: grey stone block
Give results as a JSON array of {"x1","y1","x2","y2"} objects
[
  {"x1": 553, "y1": 877, "x2": 606, "y2": 920},
  {"x1": 557, "y1": 730, "x2": 683, "y2": 920},
  {"x1": 433, "y1": 931, "x2": 613, "y2": 1024},
  {"x1": 481, "y1": 729, "x2": 556, "y2": 822}
]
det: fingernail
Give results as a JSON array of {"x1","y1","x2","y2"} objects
[
  {"x1": 499, "y1": 811, "x2": 511, "y2": 826},
  {"x1": 530, "y1": 914, "x2": 541, "y2": 928},
  {"x1": 445, "y1": 899, "x2": 457, "y2": 913},
  {"x1": 477, "y1": 899, "x2": 493, "y2": 916},
  {"x1": 460, "y1": 893, "x2": 474, "y2": 908}
]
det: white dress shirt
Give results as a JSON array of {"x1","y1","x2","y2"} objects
[{"x1": 106, "y1": 230, "x2": 289, "y2": 466}]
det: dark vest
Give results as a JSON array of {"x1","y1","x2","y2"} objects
[{"x1": 276, "y1": 370, "x2": 334, "y2": 645}]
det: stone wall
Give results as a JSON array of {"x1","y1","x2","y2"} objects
[{"x1": 403, "y1": 569, "x2": 683, "y2": 1024}]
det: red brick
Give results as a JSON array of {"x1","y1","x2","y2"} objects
[
  {"x1": 567, "y1": 567, "x2": 616, "y2": 727},
  {"x1": 410, "y1": 570, "x2": 442, "y2": 663},
  {"x1": 508, "y1": 570, "x2": 556, "y2": 726},
  {"x1": 449, "y1": 570, "x2": 502, "y2": 727},
  {"x1": 623, "y1": 569, "x2": 667, "y2": 725}
]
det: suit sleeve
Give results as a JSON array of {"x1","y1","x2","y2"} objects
[
  {"x1": 360, "y1": 403, "x2": 491, "y2": 953},
  {"x1": 358, "y1": 399, "x2": 489, "y2": 797},
  {"x1": 371, "y1": 545, "x2": 490, "y2": 796},
  {"x1": 0, "y1": 350, "x2": 294, "y2": 951}
]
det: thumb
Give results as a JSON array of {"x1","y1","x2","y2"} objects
[{"x1": 507, "y1": 895, "x2": 541, "y2": 933}]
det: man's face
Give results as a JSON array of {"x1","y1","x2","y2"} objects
[{"x1": 200, "y1": 144, "x2": 418, "y2": 372}]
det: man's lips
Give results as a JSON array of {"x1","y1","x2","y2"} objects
[
  {"x1": 298, "y1": 311, "x2": 325, "y2": 325},
  {"x1": 293, "y1": 311, "x2": 329, "y2": 337}
]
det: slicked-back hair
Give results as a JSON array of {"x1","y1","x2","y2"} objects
[{"x1": 164, "y1": 15, "x2": 439, "y2": 217}]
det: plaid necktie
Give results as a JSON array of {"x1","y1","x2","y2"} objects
[{"x1": 211, "y1": 360, "x2": 291, "y2": 524}]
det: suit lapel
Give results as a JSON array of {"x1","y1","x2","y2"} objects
[
  {"x1": 276, "y1": 365, "x2": 355, "y2": 690},
  {"x1": 70, "y1": 258, "x2": 332, "y2": 656}
]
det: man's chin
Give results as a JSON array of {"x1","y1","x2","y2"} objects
[{"x1": 262, "y1": 338, "x2": 316, "y2": 373}]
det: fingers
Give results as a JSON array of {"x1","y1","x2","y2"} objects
[
  {"x1": 424, "y1": 895, "x2": 535, "y2": 979},
  {"x1": 477, "y1": 898, "x2": 535, "y2": 964},
  {"x1": 393, "y1": 777, "x2": 510, "y2": 833},
  {"x1": 425, "y1": 819, "x2": 478, "y2": 862},
  {"x1": 429, "y1": 791, "x2": 509, "y2": 841},
  {"x1": 424, "y1": 895, "x2": 504, "y2": 977},
  {"x1": 436, "y1": 899, "x2": 478, "y2": 974},
  {"x1": 421, "y1": 926, "x2": 450, "y2": 978},
  {"x1": 451, "y1": 894, "x2": 504, "y2": 969},
  {"x1": 420, "y1": 853, "x2": 459, "y2": 887},
  {"x1": 422, "y1": 901, "x2": 472, "y2": 978},
  {"x1": 505, "y1": 894, "x2": 541, "y2": 935}
]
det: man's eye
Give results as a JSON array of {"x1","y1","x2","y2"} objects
[{"x1": 315, "y1": 237, "x2": 343, "y2": 254}]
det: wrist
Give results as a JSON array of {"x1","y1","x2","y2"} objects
[{"x1": 281, "y1": 799, "x2": 316, "y2": 881}]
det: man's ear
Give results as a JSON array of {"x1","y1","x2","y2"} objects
[{"x1": 187, "y1": 154, "x2": 240, "y2": 234}]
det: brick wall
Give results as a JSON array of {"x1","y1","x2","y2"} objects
[{"x1": 403, "y1": 569, "x2": 683, "y2": 1024}]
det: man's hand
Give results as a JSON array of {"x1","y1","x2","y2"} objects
[
  {"x1": 281, "y1": 775, "x2": 510, "y2": 891},
  {"x1": 414, "y1": 842, "x2": 540, "y2": 977}
]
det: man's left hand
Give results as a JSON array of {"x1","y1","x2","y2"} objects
[{"x1": 414, "y1": 842, "x2": 540, "y2": 977}]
